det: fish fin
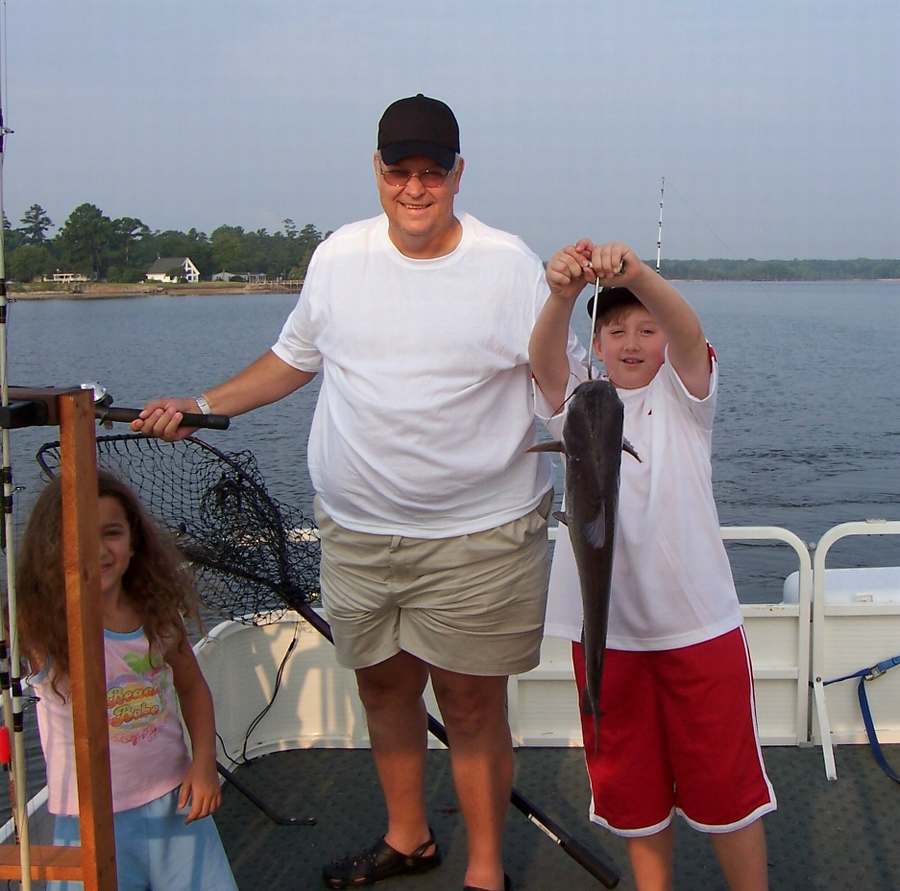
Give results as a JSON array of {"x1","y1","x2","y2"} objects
[
  {"x1": 527, "y1": 440, "x2": 565, "y2": 454},
  {"x1": 582, "y1": 503, "x2": 607, "y2": 549},
  {"x1": 552, "y1": 511, "x2": 568, "y2": 526},
  {"x1": 622, "y1": 437, "x2": 641, "y2": 462}
]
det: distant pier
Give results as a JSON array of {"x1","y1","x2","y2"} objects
[{"x1": 247, "y1": 278, "x2": 304, "y2": 292}]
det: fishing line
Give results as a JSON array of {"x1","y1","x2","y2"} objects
[
  {"x1": 664, "y1": 178, "x2": 735, "y2": 257},
  {"x1": 588, "y1": 277, "x2": 601, "y2": 382},
  {"x1": 0, "y1": 5, "x2": 32, "y2": 884}
]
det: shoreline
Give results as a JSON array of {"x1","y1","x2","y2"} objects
[
  {"x1": 10, "y1": 283, "x2": 297, "y2": 300},
  {"x1": 10, "y1": 278, "x2": 900, "y2": 301}
]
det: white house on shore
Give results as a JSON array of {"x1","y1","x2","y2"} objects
[{"x1": 145, "y1": 257, "x2": 200, "y2": 284}]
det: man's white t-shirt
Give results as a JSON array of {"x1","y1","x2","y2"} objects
[
  {"x1": 273, "y1": 212, "x2": 582, "y2": 539},
  {"x1": 540, "y1": 349, "x2": 742, "y2": 651}
]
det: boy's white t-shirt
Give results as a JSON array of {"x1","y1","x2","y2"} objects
[
  {"x1": 273, "y1": 212, "x2": 582, "y2": 539},
  {"x1": 540, "y1": 348, "x2": 742, "y2": 651}
]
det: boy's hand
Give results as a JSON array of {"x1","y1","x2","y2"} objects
[
  {"x1": 546, "y1": 241, "x2": 597, "y2": 303},
  {"x1": 178, "y1": 757, "x2": 222, "y2": 823},
  {"x1": 589, "y1": 241, "x2": 646, "y2": 287}
]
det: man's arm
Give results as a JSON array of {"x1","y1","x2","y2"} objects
[
  {"x1": 589, "y1": 241, "x2": 710, "y2": 399},
  {"x1": 131, "y1": 349, "x2": 316, "y2": 441}
]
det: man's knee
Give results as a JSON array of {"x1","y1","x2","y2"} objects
[
  {"x1": 431, "y1": 673, "x2": 509, "y2": 736},
  {"x1": 356, "y1": 652, "x2": 429, "y2": 711}
]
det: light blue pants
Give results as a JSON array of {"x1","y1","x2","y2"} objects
[{"x1": 50, "y1": 787, "x2": 238, "y2": 891}]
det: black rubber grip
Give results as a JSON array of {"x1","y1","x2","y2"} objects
[{"x1": 98, "y1": 406, "x2": 231, "y2": 430}]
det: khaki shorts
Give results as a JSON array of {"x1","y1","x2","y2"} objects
[{"x1": 315, "y1": 493, "x2": 552, "y2": 676}]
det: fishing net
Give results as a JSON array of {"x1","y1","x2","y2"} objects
[{"x1": 35, "y1": 434, "x2": 320, "y2": 624}]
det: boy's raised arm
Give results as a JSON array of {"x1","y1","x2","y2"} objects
[
  {"x1": 591, "y1": 242, "x2": 710, "y2": 400},
  {"x1": 530, "y1": 244, "x2": 596, "y2": 411}
]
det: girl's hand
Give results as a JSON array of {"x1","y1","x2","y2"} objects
[{"x1": 178, "y1": 757, "x2": 222, "y2": 823}]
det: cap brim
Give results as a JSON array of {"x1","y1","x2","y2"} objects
[
  {"x1": 380, "y1": 141, "x2": 456, "y2": 171},
  {"x1": 586, "y1": 287, "x2": 639, "y2": 320}
]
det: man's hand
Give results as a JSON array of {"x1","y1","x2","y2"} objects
[
  {"x1": 131, "y1": 397, "x2": 201, "y2": 442},
  {"x1": 546, "y1": 241, "x2": 597, "y2": 303}
]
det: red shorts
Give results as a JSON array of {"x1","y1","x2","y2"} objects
[{"x1": 572, "y1": 627, "x2": 776, "y2": 836}]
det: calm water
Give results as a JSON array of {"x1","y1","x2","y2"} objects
[
  {"x1": 6, "y1": 280, "x2": 900, "y2": 605},
  {"x1": 2, "y1": 279, "x2": 900, "y2": 818}
]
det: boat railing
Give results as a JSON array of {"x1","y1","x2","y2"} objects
[
  {"x1": 809, "y1": 519, "x2": 900, "y2": 780},
  {"x1": 197, "y1": 520, "x2": 900, "y2": 765},
  {"x1": 721, "y1": 526, "x2": 813, "y2": 747}
]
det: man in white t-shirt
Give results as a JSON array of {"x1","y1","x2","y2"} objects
[
  {"x1": 529, "y1": 239, "x2": 776, "y2": 891},
  {"x1": 135, "y1": 94, "x2": 579, "y2": 891}
]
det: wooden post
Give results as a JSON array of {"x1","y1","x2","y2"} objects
[
  {"x1": 0, "y1": 388, "x2": 117, "y2": 887},
  {"x1": 58, "y1": 389, "x2": 117, "y2": 889}
]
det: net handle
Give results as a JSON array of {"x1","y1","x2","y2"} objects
[{"x1": 97, "y1": 407, "x2": 230, "y2": 430}]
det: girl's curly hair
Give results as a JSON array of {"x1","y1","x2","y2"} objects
[{"x1": 17, "y1": 470, "x2": 200, "y2": 688}]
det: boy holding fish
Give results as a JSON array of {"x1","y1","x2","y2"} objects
[{"x1": 529, "y1": 240, "x2": 775, "y2": 891}]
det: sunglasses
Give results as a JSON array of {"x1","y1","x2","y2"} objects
[{"x1": 379, "y1": 163, "x2": 451, "y2": 189}]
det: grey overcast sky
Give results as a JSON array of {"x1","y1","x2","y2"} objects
[{"x1": 4, "y1": 0, "x2": 899, "y2": 260}]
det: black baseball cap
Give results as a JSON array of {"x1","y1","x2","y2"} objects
[
  {"x1": 377, "y1": 94, "x2": 460, "y2": 172},
  {"x1": 586, "y1": 287, "x2": 641, "y2": 326}
]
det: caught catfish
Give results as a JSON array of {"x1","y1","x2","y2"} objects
[{"x1": 531, "y1": 378, "x2": 638, "y2": 746}]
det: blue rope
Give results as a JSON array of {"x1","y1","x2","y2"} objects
[{"x1": 823, "y1": 655, "x2": 900, "y2": 784}]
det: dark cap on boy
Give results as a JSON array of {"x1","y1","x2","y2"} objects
[
  {"x1": 586, "y1": 286, "x2": 640, "y2": 325},
  {"x1": 377, "y1": 94, "x2": 460, "y2": 172}
]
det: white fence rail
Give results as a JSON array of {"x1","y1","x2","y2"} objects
[{"x1": 808, "y1": 520, "x2": 900, "y2": 780}]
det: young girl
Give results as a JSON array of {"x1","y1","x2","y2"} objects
[{"x1": 17, "y1": 470, "x2": 238, "y2": 891}]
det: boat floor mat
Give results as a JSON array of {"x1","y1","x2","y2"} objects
[{"x1": 214, "y1": 744, "x2": 900, "y2": 890}]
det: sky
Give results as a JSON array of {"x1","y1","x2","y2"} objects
[{"x1": 3, "y1": 0, "x2": 899, "y2": 261}]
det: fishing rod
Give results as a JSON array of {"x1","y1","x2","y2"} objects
[
  {"x1": 588, "y1": 175, "x2": 665, "y2": 381},
  {"x1": 0, "y1": 3, "x2": 33, "y2": 882},
  {"x1": 3, "y1": 384, "x2": 231, "y2": 432},
  {"x1": 656, "y1": 176, "x2": 665, "y2": 273}
]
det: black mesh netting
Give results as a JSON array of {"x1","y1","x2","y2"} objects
[{"x1": 35, "y1": 434, "x2": 320, "y2": 624}]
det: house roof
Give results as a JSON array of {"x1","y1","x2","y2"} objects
[{"x1": 146, "y1": 257, "x2": 194, "y2": 274}]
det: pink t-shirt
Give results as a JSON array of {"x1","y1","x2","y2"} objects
[{"x1": 33, "y1": 627, "x2": 191, "y2": 815}]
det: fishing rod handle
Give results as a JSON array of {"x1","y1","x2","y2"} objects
[
  {"x1": 98, "y1": 406, "x2": 231, "y2": 430},
  {"x1": 511, "y1": 789, "x2": 620, "y2": 888}
]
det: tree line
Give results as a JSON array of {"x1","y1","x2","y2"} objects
[
  {"x1": 5, "y1": 203, "x2": 899, "y2": 284},
  {"x1": 660, "y1": 257, "x2": 900, "y2": 281},
  {"x1": 3, "y1": 203, "x2": 329, "y2": 284}
]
